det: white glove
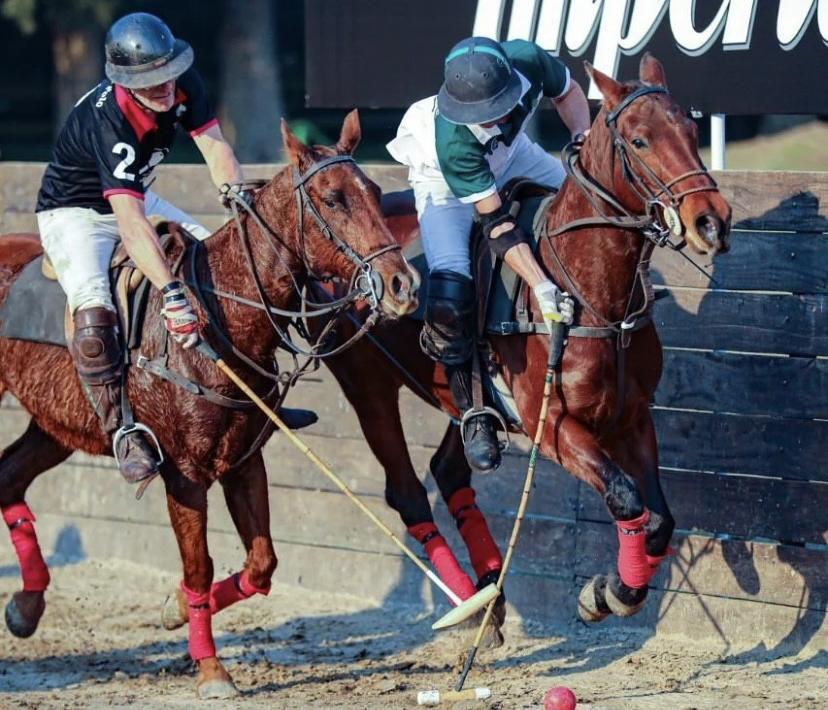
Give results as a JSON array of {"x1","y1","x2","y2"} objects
[{"x1": 533, "y1": 280, "x2": 574, "y2": 330}]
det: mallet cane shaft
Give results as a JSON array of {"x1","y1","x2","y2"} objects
[
  {"x1": 454, "y1": 323, "x2": 566, "y2": 692},
  {"x1": 196, "y1": 341, "x2": 463, "y2": 607}
]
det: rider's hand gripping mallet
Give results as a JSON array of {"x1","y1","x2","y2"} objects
[
  {"x1": 196, "y1": 340, "x2": 498, "y2": 622},
  {"x1": 450, "y1": 323, "x2": 566, "y2": 692}
]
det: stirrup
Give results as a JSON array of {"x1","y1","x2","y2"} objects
[
  {"x1": 112, "y1": 423, "x2": 165, "y2": 468},
  {"x1": 459, "y1": 406, "x2": 511, "y2": 453}
]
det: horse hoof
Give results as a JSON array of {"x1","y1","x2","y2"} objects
[
  {"x1": 604, "y1": 584, "x2": 646, "y2": 617},
  {"x1": 5, "y1": 591, "x2": 45, "y2": 638},
  {"x1": 161, "y1": 589, "x2": 188, "y2": 630},
  {"x1": 478, "y1": 620, "x2": 505, "y2": 650},
  {"x1": 197, "y1": 678, "x2": 239, "y2": 700},
  {"x1": 577, "y1": 576, "x2": 610, "y2": 622}
]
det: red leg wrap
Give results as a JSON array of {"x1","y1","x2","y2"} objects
[
  {"x1": 2, "y1": 503, "x2": 50, "y2": 592},
  {"x1": 448, "y1": 488, "x2": 503, "y2": 579},
  {"x1": 408, "y1": 522, "x2": 477, "y2": 602},
  {"x1": 646, "y1": 546, "x2": 673, "y2": 577},
  {"x1": 616, "y1": 510, "x2": 653, "y2": 588},
  {"x1": 210, "y1": 570, "x2": 271, "y2": 614},
  {"x1": 181, "y1": 582, "x2": 216, "y2": 661}
]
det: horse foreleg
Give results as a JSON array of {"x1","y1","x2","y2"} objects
[
  {"x1": 0, "y1": 420, "x2": 71, "y2": 638},
  {"x1": 543, "y1": 415, "x2": 654, "y2": 622},
  {"x1": 162, "y1": 453, "x2": 275, "y2": 631},
  {"x1": 163, "y1": 466, "x2": 237, "y2": 700}
]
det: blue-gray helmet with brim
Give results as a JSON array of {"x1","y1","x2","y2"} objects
[
  {"x1": 105, "y1": 12, "x2": 193, "y2": 89},
  {"x1": 437, "y1": 37, "x2": 522, "y2": 125}
]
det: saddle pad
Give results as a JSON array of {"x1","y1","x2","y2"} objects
[
  {"x1": 402, "y1": 194, "x2": 546, "y2": 333},
  {"x1": 0, "y1": 255, "x2": 68, "y2": 347}
]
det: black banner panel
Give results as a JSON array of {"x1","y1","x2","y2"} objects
[{"x1": 305, "y1": 0, "x2": 828, "y2": 114}]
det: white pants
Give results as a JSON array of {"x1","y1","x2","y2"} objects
[
  {"x1": 413, "y1": 137, "x2": 566, "y2": 278},
  {"x1": 37, "y1": 190, "x2": 211, "y2": 314}
]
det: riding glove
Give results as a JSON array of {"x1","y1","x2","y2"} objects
[
  {"x1": 161, "y1": 282, "x2": 199, "y2": 349},
  {"x1": 533, "y1": 280, "x2": 574, "y2": 331}
]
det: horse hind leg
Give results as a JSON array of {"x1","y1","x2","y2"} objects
[{"x1": 0, "y1": 420, "x2": 72, "y2": 638}]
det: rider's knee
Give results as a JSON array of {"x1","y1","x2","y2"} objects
[
  {"x1": 72, "y1": 307, "x2": 121, "y2": 384},
  {"x1": 420, "y1": 269, "x2": 475, "y2": 364}
]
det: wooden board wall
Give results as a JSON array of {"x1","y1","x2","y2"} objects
[{"x1": 0, "y1": 163, "x2": 826, "y2": 653}]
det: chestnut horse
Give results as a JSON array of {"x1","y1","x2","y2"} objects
[
  {"x1": 0, "y1": 111, "x2": 418, "y2": 698},
  {"x1": 317, "y1": 57, "x2": 731, "y2": 636}
]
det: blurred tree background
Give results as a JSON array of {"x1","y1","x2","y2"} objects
[{"x1": 0, "y1": 1, "x2": 822, "y2": 168}]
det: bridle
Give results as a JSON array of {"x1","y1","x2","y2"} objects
[
  {"x1": 541, "y1": 84, "x2": 722, "y2": 336},
  {"x1": 548, "y1": 85, "x2": 719, "y2": 250},
  {"x1": 196, "y1": 154, "x2": 402, "y2": 366}
]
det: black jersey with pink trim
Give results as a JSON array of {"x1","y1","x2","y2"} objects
[{"x1": 36, "y1": 67, "x2": 216, "y2": 214}]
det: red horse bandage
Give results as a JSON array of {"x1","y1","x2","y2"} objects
[
  {"x1": 210, "y1": 570, "x2": 270, "y2": 614},
  {"x1": 616, "y1": 510, "x2": 653, "y2": 588},
  {"x1": 180, "y1": 582, "x2": 216, "y2": 661},
  {"x1": 448, "y1": 488, "x2": 503, "y2": 579},
  {"x1": 408, "y1": 522, "x2": 477, "y2": 602},
  {"x1": 2, "y1": 503, "x2": 50, "y2": 592}
]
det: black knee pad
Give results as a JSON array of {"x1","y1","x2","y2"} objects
[
  {"x1": 420, "y1": 270, "x2": 475, "y2": 365},
  {"x1": 72, "y1": 307, "x2": 121, "y2": 385}
]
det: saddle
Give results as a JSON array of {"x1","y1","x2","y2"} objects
[{"x1": 386, "y1": 179, "x2": 560, "y2": 431}]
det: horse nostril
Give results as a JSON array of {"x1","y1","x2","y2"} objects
[
  {"x1": 391, "y1": 273, "x2": 407, "y2": 302},
  {"x1": 695, "y1": 213, "x2": 721, "y2": 246}
]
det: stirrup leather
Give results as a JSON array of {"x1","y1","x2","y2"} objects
[
  {"x1": 112, "y1": 422, "x2": 164, "y2": 467},
  {"x1": 459, "y1": 406, "x2": 511, "y2": 453}
]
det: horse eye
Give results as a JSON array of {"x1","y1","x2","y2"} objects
[
  {"x1": 322, "y1": 191, "x2": 344, "y2": 210},
  {"x1": 631, "y1": 137, "x2": 648, "y2": 149}
]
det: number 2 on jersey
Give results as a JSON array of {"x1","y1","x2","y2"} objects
[{"x1": 112, "y1": 142, "x2": 136, "y2": 180}]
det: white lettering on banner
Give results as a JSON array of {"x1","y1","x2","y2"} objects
[
  {"x1": 473, "y1": 0, "x2": 828, "y2": 96},
  {"x1": 777, "y1": 0, "x2": 828, "y2": 50}
]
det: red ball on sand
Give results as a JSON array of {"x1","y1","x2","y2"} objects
[{"x1": 543, "y1": 686, "x2": 577, "y2": 710}]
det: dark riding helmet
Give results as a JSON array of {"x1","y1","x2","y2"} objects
[
  {"x1": 437, "y1": 37, "x2": 523, "y2": 125},
  {"x1": 104, "y1": 12, "x2": 193, "y2": 89}
]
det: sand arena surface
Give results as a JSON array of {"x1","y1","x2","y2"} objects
[{"x1": 0, "y1": 559, "x2": 825, "y2": 709}]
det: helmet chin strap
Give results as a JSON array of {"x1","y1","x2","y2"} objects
[{"x1": 126, "y1": 84, "x2": 175, "y2": 114}]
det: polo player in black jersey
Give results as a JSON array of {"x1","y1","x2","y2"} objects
[{"x1": 36, "y1": 12, "x2": 312, "y2": 486}]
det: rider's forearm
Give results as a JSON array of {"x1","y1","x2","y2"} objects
[
  {"x1": 553, "y1": 82, "x2": 591, "y2": 139},
  {"x1": 194, "y1": 124, "x2": 244, "y2": 190},
  {"x1": 119, "y1": 218, "x2": 178, "y2": 291},
  {"x1": 204, "y1": 139, "x2": 244, "y2": 191},
  {"x1": 502, "y1": 242, "x2": 547, "y2": 288}
]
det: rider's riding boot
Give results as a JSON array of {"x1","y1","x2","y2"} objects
[
  {"x1": 72, "y1": 308, "x2": 159, "y2": 484},
  {"x1": 447, "y1": 364, "x2": 502, "y2": 473},
  {"x1": 276, "y1": 407, "x2": 318, "y2": 430},
  {"x1": 420, "y1": 269, "x2": 502, "y2": 474}
]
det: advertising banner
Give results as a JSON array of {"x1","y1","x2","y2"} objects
[{"x1": 305, "y1": 0, "x2": 828, "y2": 114}]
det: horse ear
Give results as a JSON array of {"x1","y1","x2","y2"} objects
[
  {"x1": 639, "y1": 52, "x2": 668, "y2": 89},
  {"x1": 584, "y1": 61, "x2": 625, "y2": 110},
  {"x1": 336, "y1": 109, "x2": 362, "y2": 155},
  {"x1": 280, "y1": 118, "x2": 312, "y2": 170}
]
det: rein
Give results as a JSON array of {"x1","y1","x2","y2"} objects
[
  {"x1": 135, "y1": 155, "x2": 400, "y2": 470},
  {"x1": 541, "y1": 84, "x2": 720, "y2": 338}
]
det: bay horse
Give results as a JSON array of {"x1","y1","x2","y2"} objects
[
  {"x1": 0, "y1": 111, "x2": 418, "y2": 698},
  {"x1": 316, "y1": 56, "x2": 730, "y2": 638}
]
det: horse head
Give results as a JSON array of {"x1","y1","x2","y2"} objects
[
  {"x1": 280, "y1": 111, "x2": 420, "y2": 317},
  {"x1": 584, "y1": 54, "x2": 731, "y2": 256}
]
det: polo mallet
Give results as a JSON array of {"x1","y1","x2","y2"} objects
[
  {"x1": 196, "y1": 340, "x2": 498, "y2": 623},
  {"x1": 452, "y1": 322, "x2": 566, "y2": 692}
]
